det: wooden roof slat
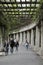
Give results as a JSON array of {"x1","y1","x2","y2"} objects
[
  {"x1": 0, "y1": 6, "x2": 37, "y2": 9},
  {"x1": 0, "y1": 1, "x2": 40, "y2": 4},
  {"x1": 7, "y1": 13, "x2": 35, "y2": 15},
  {"x1": 0, "y1": 10, "x2": 36, "y2": 12}
]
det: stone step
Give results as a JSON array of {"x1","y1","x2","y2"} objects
[{"x1": 0, "y1": 52, "x2": 5, "y2": 56}]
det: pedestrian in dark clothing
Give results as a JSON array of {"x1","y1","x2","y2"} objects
[
  {"x1": 25, "y1": 40, "x2": 29, "y2": 50},
  {"x1": 10, "y1": 38, "x2": 15, "y2": 53},
  {"x1": 16, "y1": 40, "x2": 19, "y2": 51},
  {"x1": 4, "y1": 40, "x2": 9, "y2": 55}
]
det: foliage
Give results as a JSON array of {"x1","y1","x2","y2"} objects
[
  {"x1": 0, "y1": 0, "x2": 43, "y2": 40},
  {"x1": 0, "y1": 12, "x2": 10, "y2": 40},
  {"x1": 32, "y1": 0, "x2": 43, "y2": 21}
]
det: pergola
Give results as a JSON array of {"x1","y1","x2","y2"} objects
[{"x1": 0, "y1": 0, "x2": 40, "y2": 29}]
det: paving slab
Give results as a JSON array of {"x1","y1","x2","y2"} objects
[{"x1": 0, "y1": 45, "x2": 43, "y2": 65}]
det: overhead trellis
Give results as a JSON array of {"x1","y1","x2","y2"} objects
[{"x1": 0, "y1": 0, "x2": 40, "y2": 29}]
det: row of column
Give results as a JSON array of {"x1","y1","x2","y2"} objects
[
  {"x1": 31, "y1": 21, "x2": 43, "y2": 56},
  {"x1": 13, "y1": 25, "x2": 41, "y2": 47},
  {"x1": 31, "y1": 26, "x2": 40, "y2": 52},
  {"x1": 13, "y1": 27, "x2": 39, "y2": 45},
  {"x1": 13, "y1": 31, "x2": 30, "y2": 44},
  {"x1": 10, "y1": 21, "x2": 43, "y2": 55}
]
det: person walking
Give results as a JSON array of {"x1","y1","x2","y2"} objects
[
  {"x1": 15, "y1": 40, "x2": 19, "y2": 51},
  {"x1": 10, "y1": 38, "x2": 15, "y2": 53},
  {"x1": 3, "y1": 40, "x2": 9, "y2": 55},
  {"x1": 25, "y1": 40, "x2": 29, "y2": 50}
]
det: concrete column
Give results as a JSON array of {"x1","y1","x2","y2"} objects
[
  {"x1": 23, "y1": 31, "x2": 26, "y2": 44},
  {"x1": 16, "y1": 33, "x2": 19, "y2": 40},
  {"x1": 39, "y1": 21, "x2": 43, "y2": 56},
  {"x1": 0, "y1": 37, "x2": 3, "y2": 51},
  {"x1": 1, "y1": 37, "x2": 3, "y2": 48},
  {"x1": 27, "y1": 31, "x2": 30, "y2": 43},
  {"x1": 8, "y1": 36, "x2": 9, "y2": 43},
  {"x1": 13, "y1": 34, "x2": 15, "y2": 39},
  {"x1": 41, "y1": 21, "x2": 43, "y2": 49},
  {"x1": 0, "y1": 29, "x2": 3, "y2": 49},
  {"x1": 34, "y1": 26, "x2": 40, "y2": 52},
  {"x1": 20, "y1": 32, "x2": 22, "y2": 44},
  {"x1": 31, "y1": 29, "x2": 34, "y2": 47}
]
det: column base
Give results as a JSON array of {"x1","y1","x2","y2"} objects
[
  {"x1": 30, "y1": 45, "x2": 34, "y2": 49},
  {"x1": 19, "y1": 41, "x2": 22, "y2": 45},
  {"x1": 33, "y1": 46, "x2": 40, "y2": 53},
  {"x1": 38, "y1": 48, "x2": 43, "y2": 56},
  {"x1": 38, "y1": 48, "x2": 43, "y2": 59}
]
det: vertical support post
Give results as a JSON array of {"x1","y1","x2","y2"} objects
[
  {"x1": 20, "y1": 32, "x2": 22, "y2": 44},
  {"x1": 16, "y1": 33, "x2": 19, "y2": 41},
  {"x1": 34, "y1": 26, "x2": 40, "y2": 52},
  {"x1": 23, "y1": 32, "x2": 26, "y2": 44},
  {"x1": 27, "y1": 31, "x2": 30, "y2": 43},
  {"x1": 39, "y1": 21, "x2": 43, "y2": 55},
  {"x1": 14, "y1": 34, "x2": 15, "y2": 39},
  {"x1": 31, "y1": 29, "x2": 34, "y2": 47}
]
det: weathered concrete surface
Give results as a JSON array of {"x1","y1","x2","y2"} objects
[
  {"x1": 34, "y1": 26, "x2": 40, "y2": 53},
  {"x1": 39, "y1": 21, "x2": 43, "y2": 56},
  {"x1": 0, "y1": 45, "x2": 43, "y2": 65}
]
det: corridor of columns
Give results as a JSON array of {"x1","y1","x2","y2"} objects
[
  {"x1": 0, "y1": 0, "x2": 43, "y2": 65},
  {"x1": 9, "y1": 21, "x2": 43, "y2": 57}
]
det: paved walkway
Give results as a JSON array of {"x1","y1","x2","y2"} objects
[{"x1": 0, "y1": 45, "x2": 43, "y2": 65}]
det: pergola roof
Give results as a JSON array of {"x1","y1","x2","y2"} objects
[{"x1": 0, "y1": 0, "x2": 40, "y2": 29}]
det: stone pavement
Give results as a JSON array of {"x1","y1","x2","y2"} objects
[{"x1": 0, "y1": 45, "x2": 43, "y2": 65}]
